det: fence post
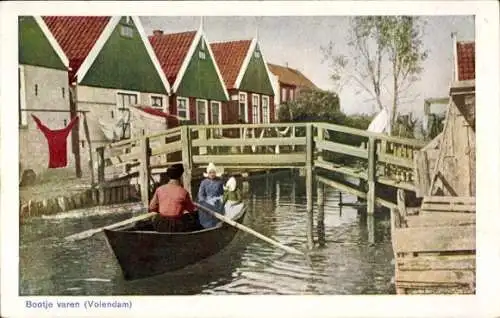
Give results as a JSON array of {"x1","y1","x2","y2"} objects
[
  {"x1": 305, "y1": 123, "x2": 314, "y2": 249},
  {"x1": 181, "y1": 125, "x2": 193, "y2": 196},
  {"x1": 139, "y1": 136, "x2": 151, "y2": 207},
  {"x1": 367, "y1": 136, "x2": 377, "y2": 214},
  {"x1": 96, "y1": 146, "x2": 105, "y2": 205}
]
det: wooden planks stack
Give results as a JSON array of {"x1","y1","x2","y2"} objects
[{"x1": 391, "y1": 192, "x2": 476, "y2": 294}]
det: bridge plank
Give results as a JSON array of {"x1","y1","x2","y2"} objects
[
  {"x1": 192, "y1": 154, "x2": 306, "y2": 165},
  {"x1": 191, "y1": 137, "x2": 306, "y2": 148},
  {"x1": 150, "y1": 140, "x2": 182, "y2": 156},
  {"x1": 392, "y1": 225, "x2": 475, "y2": 253},
  {"x1": 396, "y1": 269, "x2": 474, "y2": 285},
  {"x1": 316, "y1": 140, "x2": 368, "y2": 159},
  {"x1": 421, "y1": 203, "x2": 475, "y2": 213},
  {"x1": 314, "y1": 159, "x2": 368, "y2": 180},
  {"x1": 423, "y1": 196, "x2": 475, "y2": 204}
]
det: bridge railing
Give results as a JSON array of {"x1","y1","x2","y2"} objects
[
  {"x1": 95, "y1": 121, "x2": 427, "y2": 205},
  {"x1": 314, "y1": 122, "x2": 426, "y2": 191}
]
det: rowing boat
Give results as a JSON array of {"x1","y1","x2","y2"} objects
[{"x1": 103, "y1": 203, "x2": 247, "y2": 280}]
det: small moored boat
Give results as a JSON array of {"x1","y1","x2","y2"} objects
[{"x1": 104, "y1": 203, "x2": 247, "y2": 280}]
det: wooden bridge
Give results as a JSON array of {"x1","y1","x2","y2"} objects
[{"x1": 95, "y1": 121, "x2": 426, "y2": 220}]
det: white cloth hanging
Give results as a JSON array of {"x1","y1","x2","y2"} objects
[{"x1": 367, "y1": 108, "x2": 391, "y2": 134}]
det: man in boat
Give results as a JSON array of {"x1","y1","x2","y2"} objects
[
  {"x1": 197, "y1": 163, "x2": 225, "y2": 228},
  {"x1": 149, "y1": 164, "x2": 201, "y2": 232}
]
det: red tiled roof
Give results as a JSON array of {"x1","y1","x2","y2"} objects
[
  {"x1": 148, "y1": 31, "x2": 197, "y2": 85},
  {"x1": 267, "y1": 63, "x2": 318, "y2": 89},
  {"x1": 211, "y1": 40, "x2": 252, "y2": 89},
  {"x1": 43, "y1": 16, "x2": 110, "y2": 76},
  {"x1": 456, "y1": 41, "x2": 475, "y2": 81}
]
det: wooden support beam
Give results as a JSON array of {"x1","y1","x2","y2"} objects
[
  {"x1": 316, "y1": 178, "x2": 325, "y2": 247},
  {"x1": 367, "y1": 136, "x2": 377, "y2": 214},
  {"x1": 181, "y1": 126, "x2": 193, "y2": 196},
  {"x1": 305, "y1": 124, "x2": 314, "y2": 249},
  {"x1": 139, "y1": 136, "x2": 151, "y2": 207},
  {"x1": 97, "y1": 147, "x2": 105, "y2": 184}
]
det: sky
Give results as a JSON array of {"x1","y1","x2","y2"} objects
[{"x1": 141, "y1": 15, "x2": 475, "y2": 119}]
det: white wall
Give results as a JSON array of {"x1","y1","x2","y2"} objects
[{"x1": 19, "y1": 65, "x2": 73, "y2": 177}]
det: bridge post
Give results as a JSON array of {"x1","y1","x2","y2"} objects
[
  {"x1": 139, "y1": 136, "x2": 151, "y2": 207},
  {"x1": 305, "y1": 124, "x2": 314, "y2": 249},
  {"x1": 316, "y1": 177, "x2": 325, "y2": 247},
  {"x1": 316, "y1": 125, "x2": 324, "y2": 161},
  {"x1": 181, "y1": 126, "x2": 193, "y2": 196},
  {"x1": 367, "y1": 136, "x2": 377, "y2": 214}
]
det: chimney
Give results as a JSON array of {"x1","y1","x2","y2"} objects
[
  {"x1": 285, "y1": 62, "x2": 289, "y2": 68},
  {"x1": 153, "y1": 30, "x2": 164, "y2": 36},
  {"x1": 451, "y1": 32, "x2": 458, "y2": 82}
]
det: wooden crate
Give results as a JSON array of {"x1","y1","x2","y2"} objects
[{"x1": 391, "y1": 192, "x2": 476, "y2": 294}]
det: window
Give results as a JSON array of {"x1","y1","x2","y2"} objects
[
  {"x1": 252, "y1": 94, "x2": 260, "y2": 124},
  {"x1": 151, "y1": 95, "x2": 163, "y2": 109},
  {"x1": 196, "y1": 100, "x2": 208, "y2": 124},
  {"x1": 116, "y1": 91, "x2": 138, "y2": 139},
  {"x1": 290, "y1": 89, "x2": 294, "y2": 101},
  {"x1": 281, "y1": 88, "x2": 286, "y2": 102},
  {"x1": 120, "y1": 25, "x2": 134, "y2": 38},
  {"x1": 211, "y1": 101, "x2": 222, "y2": 137},
  {"x1": 177, "y1": 97, "x2": 189, "y2": 120},
  {"x1": 254, "y1": 50, "x2": 260, "y2": 58},
  {"x1": 199, "y1": 40, "x2": 206, "y2": 60},
  {"x1": 117, "y1": 92, "x2": 138, "y2": 110},
  {"x1": 238, "y1": 92, "x2": 247, "y2": 122},
  {"x1": 18, "y1": 66, "x2": 27, "y2": 127},
  {"x1": 210, "y1": 101, "x2": 221, "y2": 125},
  {"x1": 262, "y1": 96, "x2": 270, "y2": 124}
]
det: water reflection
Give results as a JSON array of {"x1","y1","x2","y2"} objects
[{"x1": 20, "y1": 170, "x2": 395, "y2": 295}]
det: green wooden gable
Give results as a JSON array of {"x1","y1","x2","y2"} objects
[
  {"x1": 176, "y1": 37, "x2": 227, "y2": 101},
  {"x1": 239, "y1": 44, "x2": 274, "y2": 96},
  {"x1": 18, "y1": 16, "x2": 66, "y2": 70},
  {"x1": 80, "y1": 17, "x2": 167, "y2": 94}
]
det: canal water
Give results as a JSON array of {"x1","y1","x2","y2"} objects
[{"x1": 20, "y1": 171, "x2": 395, "y2": 295}]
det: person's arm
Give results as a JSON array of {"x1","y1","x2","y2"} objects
[
  {"x1": 197, "y1": 180, "x2": 207, "y2": 202},
  {"x1": 149, "y1": 189, "x2": 159, "y2": 212},
  {"x1": 183, "y1": 191, "x2": 197, "y2": 213}
]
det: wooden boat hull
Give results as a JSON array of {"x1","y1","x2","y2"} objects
[{"x1": 104, "y1": 205, "x2": 246, "y2": 280}]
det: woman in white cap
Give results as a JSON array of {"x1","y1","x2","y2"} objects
[{"x1": 197, "y1": 162, "x2": 225, "y2": 228}]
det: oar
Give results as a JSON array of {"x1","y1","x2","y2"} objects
[
  {"x1": 64, "y1": 212, "x2": 156, "y2": 242},
  {"x1": 195, "y1": 203, "x2": 304, "y2": 256}
]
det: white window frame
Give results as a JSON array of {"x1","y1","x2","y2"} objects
[
  {"x1": 281, "y1": 87, "x2": 287, "y2": 102},
  {"x1": 116, "y1": 90, "x2": 139, "y2": 110},
  {"x1": 150, "y1": 95, "x2": 164, "y2": 110},
  {"x1": 252, "y1": 94, "x2": 260, "y2": 124},
  {"x1": 196, "y1": 99, "x2": 209, "y2": 125},
  {"x1": 210, "y1": 101, "x2": 222, "y2": 125},
  {"x1": 19, "y1": 65, "x2": 27, "y2": 127},
  {"x1": 115, "y1": 90, "x2": 139, "y2": 139},
  {"x1": 238, "y1": 92, "x2": 248, "y2": 123},
  {"x1": 176, "y1": 97, "x2": 190, "y2": 120},
  {"x1": 261, "y1": 95, "x2": 270, "y2": 124}
]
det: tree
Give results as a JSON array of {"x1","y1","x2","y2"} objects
[
  {"x1": 277, "y1": 88, "x2": 341, "y2": 122},
  {"x1": 322, "y1": 16, "x2": 428, "y2": 134}
]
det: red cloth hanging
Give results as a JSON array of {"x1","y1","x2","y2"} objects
[{"x1": 31, "y1": 115, "x2": 79, "y2": 168}]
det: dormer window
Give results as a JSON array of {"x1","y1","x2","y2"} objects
[
  {"x1": 120, "y1": 25, "x2": 134, "y2": 38},
  {"x1": 199, "y1": 40, "x2": 206, "y2": 60}
]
